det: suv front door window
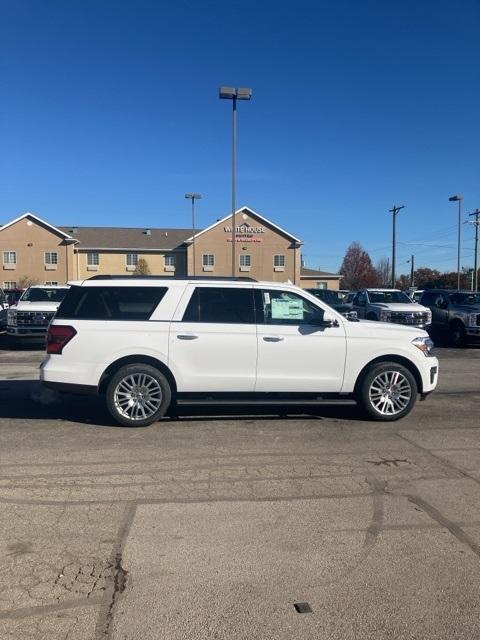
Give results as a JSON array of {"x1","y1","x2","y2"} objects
[
  {"x1": 255, "y1": 289, "x2": 346, "y2": 393},
  {"x1": 170, "y1": 286, "x2": 257, "y2": 392}
]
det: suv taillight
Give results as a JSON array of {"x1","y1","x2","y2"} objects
[{"x1": 47, "y1": 325, "x2": 77, "y2": 354}]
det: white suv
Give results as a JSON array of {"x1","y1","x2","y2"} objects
[{"x1": 40, "y1": 276, "x2": 439, "y2": 427}]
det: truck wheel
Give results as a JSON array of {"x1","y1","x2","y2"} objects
[
  {"x1": 105, "y1": 364, "x2": 172, "y2": 427},
  {"x1": 357, "y1": 362, "x2": 417, "y2": 421},
  {"x1": 450, "y1": 321, "x2": 466, "y2": 348}
]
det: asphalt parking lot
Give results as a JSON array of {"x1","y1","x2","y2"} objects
[{"x1": 1, "y1": 338, "x2": 480, "y2": 639}]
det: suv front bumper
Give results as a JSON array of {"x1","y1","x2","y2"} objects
[{"x1": 7, "y1": 326, "x2": 48, "y2": 340}]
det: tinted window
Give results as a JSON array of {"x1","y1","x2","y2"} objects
[
  {"x1": 21, "y1": 287, "x2": 68, "y2": 303},
  {"x1": 368, "y1": 290, "x2": 412, "y2": 303},
  {"x1": 182, "y1": 287, "x2": 255, "y2": 324},
  {"x1": 56, "y1": 286, "x2": 167, "y2": 320},
  {"x1": 420, "y1": 292, "x2": 437, "y2": 306},
  {"x1": 259, "y1": 289, "x2": 324, "y2": 325}
]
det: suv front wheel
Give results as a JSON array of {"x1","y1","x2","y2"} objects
[
  {"x1": 106, "y1": 364, "x2": 172, "y2": 427},
  {"x1": 357, "y1": 362, "x2": 417, "y2": 421}
]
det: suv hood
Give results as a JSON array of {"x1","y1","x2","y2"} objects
[
  {"x1": 369, "y1": 302, "x2": 428, "y2": 312},
  {"x1": 16, "y1": 301, "x2": 62, "y2": 312},
  {"x1": 348, "y1": 318, "x2": 429, "y2": 339}
]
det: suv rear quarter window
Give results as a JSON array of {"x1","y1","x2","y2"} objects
[
  {"x1": 182, "y1": 287, "x2": 255, "y2": 324},
  {"x1": 55, "y1": 286, "x2": 168, "y2": 321}
]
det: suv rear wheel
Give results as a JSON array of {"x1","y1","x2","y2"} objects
[
  {"x1": 357, "y1": 362, "x2": 417, "y2": 421},
  {"x1": 106, "y1": 364, "x2": 172, "y2": 427}
]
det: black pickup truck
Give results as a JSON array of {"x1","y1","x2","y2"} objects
[{"x1": 420, "y1": 289, "x2": 480, "y2": 346}]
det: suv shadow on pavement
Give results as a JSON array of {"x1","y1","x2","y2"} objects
[{"x1": 0, "y1": 380, "x2": 362, "y2": 426}]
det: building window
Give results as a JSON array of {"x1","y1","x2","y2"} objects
[
  {"x1": 126, "y1": 254, "x2": 138, "y2": 267},
  {"x1": 44, "y1": 252, "x2": 58, "y2": 265},
  {"x1": 164, "y1": 254, "x2": 176, "y2": 267},
  {"x1": 3, "y1": 251, "x2": 16, "y2": 265},
  {"x1": 316, "y1": 282, "x2": 327, "y2": 289},
  {"x1": 3, "y1": 281, "x2": 17, "y2": 289},
  {"x1": 45, "y1": 281, "x2": 59, "y2": 286},
  {"x1": 202, "y1": 254, "x2": 215, "y2": 267},
  {"x1": 274, "y1": 255, "x2": 285, "y2": 271},
  {"x1": 239, "y1": 254, "x2": 251, "y2": 267},
  {"x1": 87, "y1": 252, "x2": 100, "y2": 266}
]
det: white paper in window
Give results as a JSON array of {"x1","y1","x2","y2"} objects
[{"x1": 271, "y1": 298, "x2": 304, "y2": 320}]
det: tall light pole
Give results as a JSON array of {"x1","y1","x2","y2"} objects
[
  {"x1": 219, "y1": 86, "x2": 253, "y2": 277},
  {"x1": 468, "y1": 208, "x2": 480, "y2": 292},
  {"x1": 185, "y1": 193, "x2": 202, "y2": 276},
  {"x1": 389, "y1": 204, "x2": 405, "y2": 288},
  {"x1": 449, "y1": 194, "x2": 464, "y2": 290}
]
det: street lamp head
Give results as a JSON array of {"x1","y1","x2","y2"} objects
[
  {"x1": 219, "y1": 86, "x2": 237, "y2": 99},
  {"x1": 449, "y1": 194, "x2": 464, "y2": 202},
  {"x1": 236, "y1": 87, "x2": 253, "y2": 100},
  {"x1": 185, "y1": 193, "x2": 202, "y2": 200},
  {"x1": 219, "y1": 86, "x2": 253, "y2": 100}
]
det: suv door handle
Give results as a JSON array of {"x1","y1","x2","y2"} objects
[
  {"x1": 263, "y1": 336, "x2": 284, "y2": 342},
  {"x1": 177, "y1": 334, "x2": 199, "y2": 340}
]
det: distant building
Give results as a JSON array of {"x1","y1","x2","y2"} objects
[{"x1": 0, "y1": 206, "x2": 341, "y2": 289}]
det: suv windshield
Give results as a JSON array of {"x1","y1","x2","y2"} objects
[
  {"x1": 449, "y1": 292, "x2": 480, "y2": 305},
  {"x1": 21, "y1": 288, "x2": 68, "y2": 303},
  {"x1": 368, "y1": 291, "x2": 412, "y2": 304},
  {"x1": 308, "y1": 289, "x2": 340, "y2": 305}
]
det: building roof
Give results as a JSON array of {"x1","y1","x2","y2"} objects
[
  {"x1": 0, "y1": 212, "x2": 73, "y2": 239},
  {"x1": 186, "y1": 206, "x2": 303, "y2": 244},
  {"x1": 58, "y1": 226, "x2": 195, "y2": 251},
  {"x1": 300, "y1": 267, "x2": 341, "y2": 278}
]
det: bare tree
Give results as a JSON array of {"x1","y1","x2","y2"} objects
[
  {"x1": 375, "y1": 257, "x2": 391, "y2": 287},
  {"x1": 17, "y1": 275, "x2": 40, "y2": 288},
  {"x1": 133, "y1": 258, "x2": 151, "y2": 276}
]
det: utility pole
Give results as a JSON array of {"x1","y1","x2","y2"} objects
[
  {"x1": 410, "y1": 254, "x2": 415, "y2": 287},
  {"x1": 389, "y1": 204, "x2": 405, "y2": 288},
  {"x1": 469, "y1": 208, "x2": 480, "y2": 292}
]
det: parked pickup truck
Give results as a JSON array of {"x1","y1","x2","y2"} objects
[
  {"x1": 351, "y1": 288, "x2": 432, "y2": 328},
  {"x1": 420, "y1": 289, "x2": 480, "y2": 347},
  {"x1": 7, "y1": 285, "x2": 69, "y2": 346}
]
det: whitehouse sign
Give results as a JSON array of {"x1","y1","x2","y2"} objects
[{"x1": 224, "y1": 222, "x2": 265, "y2": 242}]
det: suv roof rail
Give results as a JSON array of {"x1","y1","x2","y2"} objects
[{"x1": 88, "y1": 275, "x2": 257, "y2": 282}]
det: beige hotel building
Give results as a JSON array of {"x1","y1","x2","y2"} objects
[{"x1": 0, "y1": 206, "x2": 341, "y2": 290}]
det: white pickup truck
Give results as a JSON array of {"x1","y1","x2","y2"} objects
[
  {"x1": 351, "y1": 288, "x2": 432, "y2": 329},
  {"x1": 7, "y1": 285, "x2": 69, "y2": 346}
]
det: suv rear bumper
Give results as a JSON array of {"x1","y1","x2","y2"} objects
[{"x1": 43, "y1": 381, "x2": 98, "y2": 395}]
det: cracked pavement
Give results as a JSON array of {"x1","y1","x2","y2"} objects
[{"x1": 0, "y1": 342, "x2": 480, "y2": 638}]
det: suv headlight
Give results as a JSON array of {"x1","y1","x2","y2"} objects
[
  {"x1": 468, "y1": 313, "x2": 479, "y2": 327},
  {"x1": 426, "y1": 309, "x2": 432, "y2": 324},
  {"x1": 7, "y1": 309, "x2": 17, "y2": 326},
  {"x1": 379, "y1": 310, "x2": 391, "y2": 322},
  {"x1": 412, "y1": 336, "x2": 434, "y2": 356}
]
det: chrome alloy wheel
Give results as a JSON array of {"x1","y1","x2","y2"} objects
[
  {"x1": 368, "y1": 370, "x2": 412, "y2": 416},
  {"x1": 114, "y1": 373, "x2": 163, "y2": 421}
]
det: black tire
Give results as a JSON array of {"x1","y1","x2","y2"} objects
[
  {"x1": 366, "y1": 312, "x2": 377, "y2": 321},
  {"x1": 449, "y1": 321, "x2": 466, "y2": 348},
  {"x1": 105, "y1": 364, "x2": 172, "y2": 427},
  {"x1": 357, "y1": 362, "x2": 418, "y2": 421}
]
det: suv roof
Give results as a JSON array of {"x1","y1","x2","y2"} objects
[{"x1": 88, "y1": 275, "x2": 257, "y2": 282}]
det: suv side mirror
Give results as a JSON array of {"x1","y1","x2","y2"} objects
[{"x1": 311, "y1": 310, "x2": 339, "y2": 328}]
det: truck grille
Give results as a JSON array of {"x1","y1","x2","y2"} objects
[
  {"x1": 389, "y1": 311, "x2": 430, "y2": 325},
  {"x1": 16, "y1": 311, "x2": 55, "y2": 327}
]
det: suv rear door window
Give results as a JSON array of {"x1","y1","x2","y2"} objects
[
  {"x1": 182, "y1": 287, "x2": 255, "y2": 324},
  {"x1": 56, "y1": 286, "x2": 167, "y2": 320}
]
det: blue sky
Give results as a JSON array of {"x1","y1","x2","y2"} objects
[{"x1": 1, "y1": 0, "x2": 479, "y2": 274}]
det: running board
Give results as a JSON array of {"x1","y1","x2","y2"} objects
[{"x1": 176, "y1": 398, "x2": 356, "y2": 407}]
